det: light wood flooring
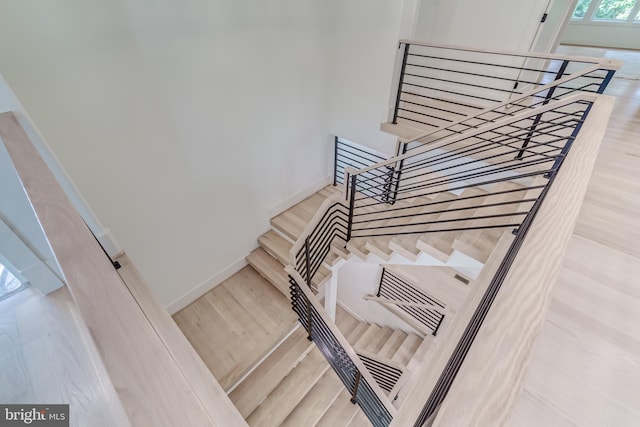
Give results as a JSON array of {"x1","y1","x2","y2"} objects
[
  {"x1": 507, "y1": 55, "x2": 640, "y2": 426},
  {"x1": 0, "y1": 287, "x2": 130, "y2": 426},
  {"x1": 173, "y1": 266, "x2": 297, "y2": 392}
]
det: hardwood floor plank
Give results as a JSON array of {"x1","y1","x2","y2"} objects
[
  {"x1": 175, "y1": 266, "x2": 297, "y2": 391},
  {"x1": 507, "y1": 52, "x2": 640, "y2": 426}
]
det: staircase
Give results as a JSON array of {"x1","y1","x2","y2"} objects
[
  {"x1": 229, "y1": 305, "x2": 425, "y2": 427},
  {"x1": 247, "y1": 185, "x2": 341, "y2": 295},
  {"x1": 174, "y1": 42, "x2": 618, "y2": 427}
]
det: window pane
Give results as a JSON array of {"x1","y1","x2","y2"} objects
[
  {"x1": 594, "y1": 0, "x2": 636, "y2": 20},
  {"x1": 573, "y1": 0, "x2": 593, "y2": 18},
  {"x1": 636, "y1": 8, "x2": 640, "y2": 19}
]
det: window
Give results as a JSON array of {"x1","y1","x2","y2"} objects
[
  {"x1": 0, "y1": 262, "x2": 24, "y2": 300},
  {"x1": 572, "y1": 0, "x2": 640, "y2": 23},
  {"x1": 572, "y1": 0, "x2": 593, "y2": 18}
]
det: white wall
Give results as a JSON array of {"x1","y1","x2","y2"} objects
[
  {"x1": 0, "y1": 1, "x2": 413, "y2": 307},
  {"x1": 325, "y1": 1, "x2": 411, "y2": 155},
  {"x1": 337, "y1": 262, "x2": 422, "y2": 334},
  {"x1": 562, "y1": 22, "x2": 640, "y2": 49},
  {"x1": 416, "y1": 0, "x2": 550, "y2": 51}
]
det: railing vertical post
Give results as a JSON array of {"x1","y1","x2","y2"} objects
[
  {"x1": 333, "y1": 136, "x2": 339, "y2": 186},
  {"x1": 346, "y1": 174, "x2": 357, "y2": 242},
  {"x1": 432, "y1": 314, "x2": 445, "y2": 337},
  {"x1": 306, "y1": 298, "x2": 313, "y2": 341},
  {"x1": 376, "y1": 267, "x2": 385, "y2": 297},
  {"x1": 597, "y1": 69, "x2": 615, "y2": 94},
  {"x1": 390, "y1": 140, "x2": 408, "y2": 204},
  {"x1": 516, "y1": 59, "x2": 569, "y2": 160},
  {"x1": 304, "y1": 236, "x2": 312, "y2": 287},
  {"x1": 392, "y1": 43, "x2": 410, "y2": 125},
  {"x1": 351, "y1": 371, "x2": 362, "y2": 404}
]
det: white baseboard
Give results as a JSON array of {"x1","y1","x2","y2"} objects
[
  {"x1": 268, "y1": 176, "x2": 332, "y2": 218},
  {"x1": 337, "y1": 300, "x2": 364, "y2": 322},
  {"x1": 166, "y1": 256, "x2": 247, "y2": 315}
]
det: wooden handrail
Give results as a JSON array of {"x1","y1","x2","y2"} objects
[
  {"x1": 285, "y1": 267, "x2": 398, "y2": 417},
  {"x1": 0, "y1": 112, "x2": 247, "y2": 427},
  {"x1": 345, "y1": 92, "x2": 599, "y2": 177},
  {"x1": 288, "y1": 193, "x2": 348, "y2": 265},
  {"x1": 396, "y1": 64, "x2": 602, "y2": 145},
  {"x1": 390, "y1": 94, "x2": 615, "y2": 426},
  {"x1": 398, "y1": 39, "x2": 623, "y2": 68}
]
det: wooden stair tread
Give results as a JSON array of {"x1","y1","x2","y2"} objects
[
  {"x1": 245, "y1": 347, "x2": 329, "y2": 427},
  {"x1": 451, "y1": 182, "x2": 527, "y2": 262},
  {"x1": 347, "y1": 410, "x2": 372, "y2": 427},
  {"x1": 391, "y1": 334, "x2": 422, "y2": 366},
  {"x1": 346, "y1": 239, "x2": 370, "y2": 260},
  {"x1": 258, "y1": 230, "x2": 292, "y2": 265},
  {"x1": 336, "y1": 308, "x2": 361, "y2": 338},
  {"x1": 246, "y1": 248, "x2": 290, "y2": 297},
  {"x1": 270, "y1": 186, "x2": 339, "y2": 240},
  {"x1": 364, "y1": 237, "x2": 395, "y2": 260},
  {"x1": 378, "y1": 330, "x2": 408, "y2": 359},
  {"x1": 367, "y1": 326, "x2": 394, "y2": 354},
  {"x1": 229, "y1": 327, "x2": 313, "y2": 418},
  {"x1": 346, "y1": 322, "x2": 370, "y2": 347},
  {"x1": 316, "y1": 389, "x2": 360, "y2": 427},
  {"x1": 280, "y1": 369, "x2": 344, "y2": 427},
  {"x1": 417, "y1": 187, "x2": 489, "y2": 261},
  {"x1": 353, "y1": 324, "x2": 381, "y2": 351}
]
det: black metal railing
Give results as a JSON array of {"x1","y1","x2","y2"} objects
[
  {"x1": 290, "y1": 44, "x2": 616, "y2": 425},
  {"x1": 376, "y1": 268, "x2": 445, "y2": 336},
  {"x1": 357, "y1": 351, "x2": 404, "y2": 394},
  {"x1": 390, "y1": 40, "x2": 617, "y2": 134},
  {"x1": 293, "y1": 201, "x2": 349, "y2": 286},
  {"x1": 289, "y1": 274, "x2": 395, "y2": 427},
  {"x1": 346, "y1": 95, "x2": 593, "y2": 241},
  {"x1": 334, "y1": 136, "x2": 393, "y2": 203}
]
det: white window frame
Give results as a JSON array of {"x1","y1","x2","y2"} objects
[{"x1": 572, "y1": 0, "x2": 640, "y2": 24}]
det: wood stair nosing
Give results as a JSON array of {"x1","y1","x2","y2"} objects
[
  {"x1": 228, "y1": 327, "x2": 314, "y2": 418},
  {"x1": 345, "y1": 239, "x2": 371, "y2": 261},
  {"x1": 269, "y1": 186, "x2": 340, "y2": 241},
  {"x1": 353, "y1": 324, "x2": 382, "y2": 352},
  {"x1": 347, "y1": 409, "x2": 372, "y2": 427},
  {"x1": 246, "y1": 248, "x2": 290, "y2": 298},
  {"x1": 366, "y1": 326, "x2": 394, "y2": 354},
  {"x1": 391, "y1": 336, "x2": 435, "y2": 409},
  {"x1": 391, "y1": 334, "x2": 423, "y2": 367},
  {"x1": 258, "y1": 230, "x2": 293, "y2": 266},
  {"x1": 245, "y1": 347, "x2": 330, "y2": 427},
  {"x1": 280, "y1": 369, "x2": 344, "y2": 427},
  {"x1": 364, "y1": 237, "x2": 395, "y2": 261},
  {"x1": 377, "y1": 330, "x2": 408, "y2": 360},
  {"x1": 315, "y1": 388, "x2": 361, "y2": 427},
  {"x1": 346, "y1": 322, "x2": 370, "y2": 347},
  {"x1": 451, "y1": 182, "x2": 528, "y2": 261},
  {"x1": 416, "y1": 188, "x2": 490, "y2": 261},
  {"x1": 337, "y1": 313, "x2": 362, "y2": 341},
  {"x1": 377, "y1": 193, "x2": 458, "y2": 259}
]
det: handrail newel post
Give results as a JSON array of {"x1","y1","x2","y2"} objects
[
  {"x1": 333, "y1": 136, "x2": 339, "y2": 186},
  {"x1": 346, "y1": 174, "x2": 357, "y2": 242},
  {"x1": 351, "y1": 371, "x2": 362, "y2": 404},
  {"x1": 392, "y1": 43, "x2": 410, "y2": 124},
  {"x1": 516, "y1": 59, "x2": 570, "y2": 160}
]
